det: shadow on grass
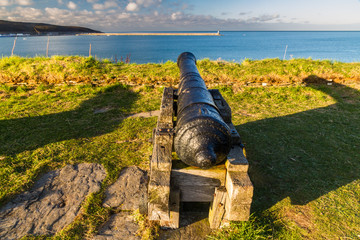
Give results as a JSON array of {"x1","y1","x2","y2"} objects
[
  {"x1": 237, "y1": 76, "x2": 360, "y2": 212},
  {"x1": 0, "y1": 84, "x2": 139, "y2": 156}
]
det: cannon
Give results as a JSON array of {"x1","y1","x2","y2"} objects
[
  {"x1": 148, "y1": 52, "x2": 253, "y2": 229},
  {"x1": 175, "y1": 52, "x2": 232, "y2": 169}
]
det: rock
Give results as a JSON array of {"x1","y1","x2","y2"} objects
[
  {"x1": 103, "y1": 166, "x2": 148, "y2": 213},
  {"x1": 0, "y1": 163, "x2": 107, "y2": 240},
  {"x1": 94, "y1": 107, "x2": 113, "y2": 114},
  {"x1": 127, "y1": 110, "x2": 161, "y2": 118},
  {"x1": 92, "y1": 212, "x2": 140, "y2": 240}
]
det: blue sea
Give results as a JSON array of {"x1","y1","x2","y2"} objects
[{"x1": 1, "y1": 31, "x2": 360, "y2": 63}]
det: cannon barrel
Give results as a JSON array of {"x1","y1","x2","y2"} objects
[{"x1": 174, "y1": 52, "x2": 231, "y2": 169}]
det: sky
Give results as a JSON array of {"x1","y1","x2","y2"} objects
[{"x1": 1, "y1": 0, "x2": 360, "y2": 32}]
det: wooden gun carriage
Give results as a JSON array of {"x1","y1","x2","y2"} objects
[{"x1": 148, "y1": 52, "x2": 253, "y2": 229}]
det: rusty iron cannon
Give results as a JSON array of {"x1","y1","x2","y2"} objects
[
  {"x1": 148, "y1": 52, "x2": 253, "y2": 229},
  {"x1": 175, "y1": 52, "x2": 232, "y2": 169}
]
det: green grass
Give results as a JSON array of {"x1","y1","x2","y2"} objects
[
  {"x1": 1, "y1": 56, "x2": 360, "y2": 87},
  {"x1": 0, "y1": 83, "x2": 161, "y2": 238},
  {"x1": 209, "y1": 82, "x2": 360, "y2": 239},
  {"x1": 1, "y1": 57, "x2": 360, "y2": 239},
  {"x1": 208, "y1": 216, "x2": 271, "y2": 240}
]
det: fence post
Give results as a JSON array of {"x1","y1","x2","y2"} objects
[
  {"x1": 11, "y1": 36, "x2": 17, "y2": 56},
  {"x1": 46, "y1": 36, "x2": 50, "y2": 57}
]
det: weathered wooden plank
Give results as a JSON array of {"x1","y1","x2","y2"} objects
[
  {"x1": 209, "y1": 186, "x2": 227, "y2": 229},
  {"x1": 150, "y1": 134, "x2": 173, "y2": 172},
  {"x1": 225, "y1": 145, "x2": 249, "y2": 173},
  {"x1": 148, "y1": 87, "x2": 174, "y2": 222},
  {"x1": 148, "y1": 170, "x2": 171, "y2": 221},
  {"x1": 171, "y1": 164, "x2": 226, "y2": 202},
  {"x1": 227, "y1": 122, "x2": 241, "y2": 145},
  {"x1": 209, "y1": 89, "x2": 232, "y2": 123},
  {"x1": 177, "y1": 185, "x2": 218, "y2": 202},
  {"x1": 225, "y1": 203, "x2": 251, "y2": 221},
  {"x1": 160, "y1": 189, "x2": 180, "y2": 229},
  {"x1": 226, "y1": 171, "x2": 253, "y2": 204},
  {"x1": 157, "y1": 87, "x2": 174, "y2": 129},
  {"x1": 225, "y1": 171, "x2": 253, "y2": 221}
]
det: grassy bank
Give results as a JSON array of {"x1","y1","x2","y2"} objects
[
  {"x1": 0, "y1": 57, "x2": 359, "y2": 239},
  {"x1": 1, "y1": 56, "x2": 360, "y2": 87}
]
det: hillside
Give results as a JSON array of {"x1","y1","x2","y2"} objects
[{"x1": 0, "y1": 19, "x2": 101, "y2": 35}]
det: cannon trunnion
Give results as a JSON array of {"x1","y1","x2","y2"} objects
[{"x1": 148, "y1": 52, "x2": 253, "y2": 229}]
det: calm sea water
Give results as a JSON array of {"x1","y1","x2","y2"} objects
[{"x1": 1, "y1": 31, "x2": 360, "y2": 63}]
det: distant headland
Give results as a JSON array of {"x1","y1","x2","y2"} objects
[{"x1": 0, "y1": 20, "x2": 101, "y2": 36}]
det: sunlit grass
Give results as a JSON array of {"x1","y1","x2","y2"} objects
[
  {"x1": 1, "y1": 57, "x2": 359, "y2": 239},
  {"x1": 1, "y1": 56, "x2": 360, "y2": 87}
]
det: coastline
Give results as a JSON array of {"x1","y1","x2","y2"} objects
[{"x1": 79, "y1": 32, "x2": 221, "y2": 36}]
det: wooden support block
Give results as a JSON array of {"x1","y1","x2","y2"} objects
[
  {"x1": 148, "y1": 87, "x2": 174, "y2": 221},
  {"x1": 225, "y1": 145, "x2": 249, "y2": 173},
  {"x1": 225, "y1": 171, "x2": 253, "y2": 221},
  {"x1": 148, "y1": 170, "x2": 171, "y2": 221},
  {"x1": 225, "y1": 203, "x2": 251, "y2": 221},
  {"x1": 209, "y1": 89, "x2": 232, "y2": 124},
  {"x1": 227, "y1": 122, "x2": 241, "y2": 145},
  {"x1": 209, "y1": 186, "x2": 227, "y2": 229},
  {"x1": 150, "y1": 87, "x2": 174, "y2": 172},
  {"x1": 171, "y1": 163, "x2": 226, "y2": 202},
  {"x1": 160, "y1": 189, "x2": 180, "y2": 229},
  {"x1": 150, "y1": 134, "x2": 173, "y2": 172},
  {"x1": 157, "y1": 87, "x2": 174, "y2": 129}
]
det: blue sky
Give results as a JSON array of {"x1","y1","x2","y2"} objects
[{"x1": 1, "y1": 0, "x2": 360, "y2": 31}]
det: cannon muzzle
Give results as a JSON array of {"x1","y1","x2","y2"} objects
[{"x1": 174, "y1": 52, "x2": 231, "y2": 169}]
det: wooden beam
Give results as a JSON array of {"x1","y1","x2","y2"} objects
[
  {"x1": 148, "y1": 170, "x2": 171, "y2": 221},
  {"x1": 148, "y1": 87, "x2": 174, "y2": 222},
  {"x1": 150, "y1": 134, "x2": 173, "y2": 172},
  {"x1": 209, "y1": 89, "x2": 232, "y2": 124},
  {"x1": 171, "y1": 163, "x2": 226, "y2": 202},
  {"x1": 227, "y1": 122, "x2": 242, "y2": 145},
  {"x1": 160, "y1": 189, "x2": 180, "y2": 229},
  {"x1": 157, "y1": 87, "x2": 174, "y2": 129},
  {"x1": 224, "y1": 171, "x2": 253, "y2": 221},
  {"x1": 209, "y1": 186, "x2": 227, "y2": 229},
  {"x1": 225, "y1": 145, "x2": 249, "y2": 173}
]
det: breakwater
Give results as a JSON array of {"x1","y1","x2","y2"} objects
[{"x1": 80, "y1": 32, "x2": 221, "y2": 36}]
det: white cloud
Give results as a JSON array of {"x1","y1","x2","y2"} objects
[
  {"x1": 126, "y1": 2, "x2": 138, "y2": 11},
  {"x1": 118, "y1": 12, "x2": 130, "y2": 19},
  {"x1": 135, "y1": 0, "x2": 161, "y2": 7},
  {"x1": 24, "y1": 7, "x2": 41, "y2": 17},
  {"x1": 171, "y1": 12, "x2": 181, "y2": 20},
  {"x1": 0, "y1": 0, "x2": 33, "y2": 6},
  {"x1": 93, "y1": 0, "x2": 118, "y2": 10},
  {"x1": 87, "y1": 0, "x2": 97, "y2": 2},
  {"x1": 247, "y1": 14, "x2": 280, "y2": 23},
  {"x1": 1, "y1": 3, "x2": 331, "y2": 32},
  {"x1": 0, "y1": 0, "x2": 11, "y2": 6},
  {"x1": 92, "y1": 3, "x2": 102, "y2": 9},
  {"x1": 15, "y1": 0, "x2": 33, "y2": 6},
  {"x1": 67, "y1": 1, "x2": 77, "y2": 10},
  {"x1": 58, "y1": 0, "x2": 63, "y2": 4}
]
